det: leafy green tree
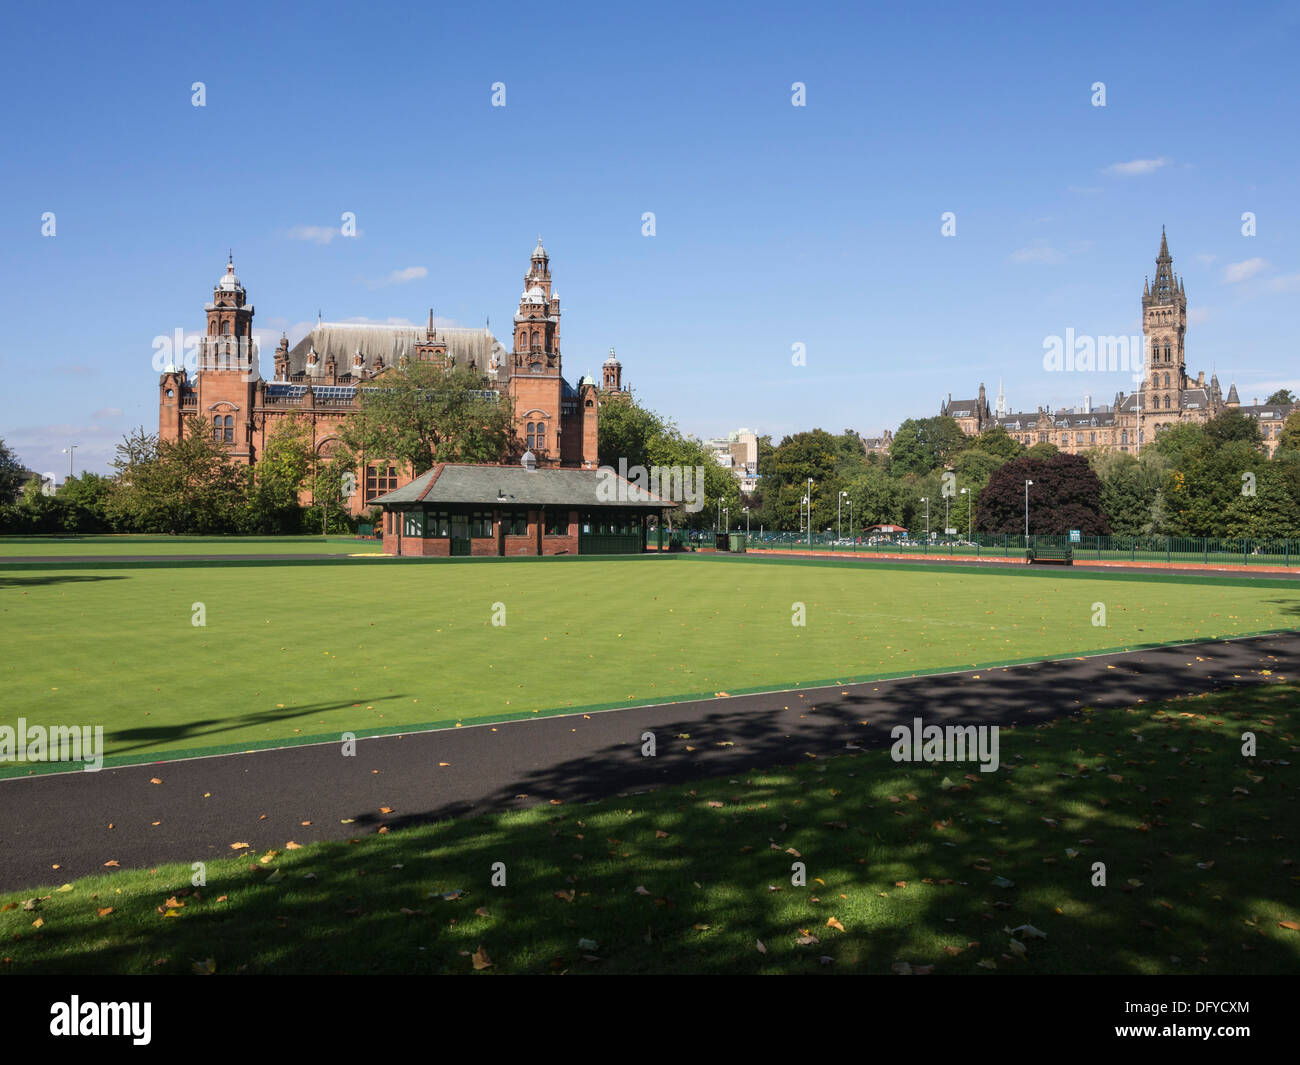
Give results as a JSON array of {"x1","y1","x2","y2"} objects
[
  {"x1": 248, "y1": 414, "x2": 314, "y2": 533},
  {"x1": 1026, "y1": 441, "x2": 1058, "y2": 459},
  {"x1": 597, "y1": 392, "x2": 666, "y2": 470},
  {"x1": 888, "y1": 416, "x2": 967, "y2": 476},
  {"x1": 58, "y1": 473, "x2": 114, "y2": 532},
  {"x1": 967, "y1": 426, "x2": 1024, "y2": 461},
  {"x1": 1265, "y1": 389, "x2": 1296, "y2": 405},
  {"x1": 338, "y1": 362, "x2": 514, "y2": 476},
  {"x1": 1203, "y1": 409, "x2": 1263, "y2": 450},
  {"x1": 1279, "y1": 411, "x2": 1300, "y2": 452},
  {"x1": 0, "y1": 438, "x2": 28, "y2": 504}
]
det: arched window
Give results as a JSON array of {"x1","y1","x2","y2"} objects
[
  {"x1": 1163, "y1": 373, "x2": 1170, "y2": 388},
  {"x1": 1163, "y1": 344, "x2": 1170, "y2": 362},
  {"x1": 526, "y1": 422, "x2": 535, "y2": 449},
  {"x1": 209, "y1": 320, "x2": 217, "y2": 335},
  {"x1": 531, "y1": 330, "x2": 539, "y2": 349},
  {"x1": 223, "y1": 415, "x2": 234, "y2": 442},
  {"x1": 1163, "y1": 395, "x2": 1170, "y2": 409},
  {"x1": 221, "y1": 320, "x2": 232, "y2": 335},
  {"x1": 536, "y1": 422, "x2": 546, "y2": 450}
]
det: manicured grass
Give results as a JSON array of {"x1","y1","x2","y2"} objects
[
  {"x1": 3, "y1": 683, "x2": 1296, "y2": 975},
  {"x1": 2, "y1": 556, "x2": 1297, "y2": 771},
  {"x1": 0, "y1": 535, "x2": 383, "y2": 557}
]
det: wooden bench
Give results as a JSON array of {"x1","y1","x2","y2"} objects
[{"x1": 1026, "y1": 545, "x2": 1073, "y2": 565}]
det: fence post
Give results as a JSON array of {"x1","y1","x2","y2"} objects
[
  {"x1": 1244, "y1": 539, "x2": 1248, "y2": 567},
  {"x1": 1203, "y1": 538, "x2": 1207, "y2": 566},
  {"x1": 1166, "y1": 537, "x2": 1170, "y2": 563},
  {"x1": 1131, "y1": 537, "x2": 1135, "y2": 562}
]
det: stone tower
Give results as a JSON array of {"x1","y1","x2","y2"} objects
[
  {"x1": 1140, "y1": 227, "x2": 1187, "y2": 423},
  {"x1": 510, "y1": 238, "x2": 564, "y2": 466}
]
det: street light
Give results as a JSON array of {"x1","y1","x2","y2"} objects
[
  {"x1": 62, "y1": 445, "x2": 78, "y2": 481},
  {"x1": 838, "y1": 490, "x2": 848, "y2": 541},
  {"x1": 722, "y1": 506, "x2": 729, "y2": 534},
  {"x1": 944, "y1": 495, "x2": 950, "y2": 540},
  {"x1": 1024, "y1": 479, "x2": 1034, "y2": 540},
  {"x1": 806, "y1": 478, "x2": 814, "y2": 547},
  {"x1": 743, "y1": 505, "x2": 750, "y2": 536},
  {"x1": 920, "y1": 496, "x2": 930, "y2": 541},
  {"x1": 960, "y1": 487, "x2": 971, "y2": 542},
  {"x1": 848, "y1": 499, "x2": 855, "y2": 542}
]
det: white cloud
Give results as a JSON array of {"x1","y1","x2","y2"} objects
[
  {"x1": 365, "y1": 266, "x2": 428, "y2": 288},
  {"x1": 1265, "y1": 272, "x2": 1300, "y2": 293},
  {"x1": 91, "y1": 407, "x2": 123, "y2": 419},
  {"x1": 287, "y1": 225, "x2": 341, "y2": 245},
  {"x1": 1187, "y1": 307, "x2": 1210, "y2": 325},
  {"x1": 1009, "y1": 243, "x2": 1064, "y2": 264},
  {"x1": 1193, "y1": 253, "x2": 1216, "y2": 266},
  {"x1": 1223, "y1": 257, "x2": 1269, "y2": 284},
  {"x1": 1102, "y1": 157, "x2": 1171, "y2": 176}
]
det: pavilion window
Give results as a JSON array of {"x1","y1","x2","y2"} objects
[
  {"x1": 470, "y1": 511, "x2": 494, "y2": 538},
  {"x1": 544, "y1": 511, "x2": 568, "y2": 536},
  {"x1": 403, "y1": 510, "x2": 425, "y2": 538},
  {"x1": 504, "y1": 511, "x2": 527, "y2": 536},
  {"x1": 428, "y1": 511, "x2": 451, "y2": 537}
]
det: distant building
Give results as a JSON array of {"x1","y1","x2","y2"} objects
[
  {"x1": 704, "y1": 428, "x2": 759, "y2": 493},
  {"x1": 941, "y1": 230, "x2": 1296, "y2": 456},
  {"x1": 861, "y1": 428, "x2": 893, "y2": 458}
]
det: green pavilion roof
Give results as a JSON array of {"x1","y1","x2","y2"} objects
[{"x1": 373, "y1": 463, "x2": 679, "y2": 509}]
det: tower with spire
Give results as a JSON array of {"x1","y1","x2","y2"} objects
[{"x1": 1140, "y1": 226, "x2": 1187, "y2": 426}]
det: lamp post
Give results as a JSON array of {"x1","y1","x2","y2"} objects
[
  {"x1": 1024, "y1": 479, "x2": 1034, "y2": 540},
  {"x1": 838, "y1": 490, "x2": 848, "y2": 540},
  {"x1": 806, "y1": 478, "x2": 814, "y2": 547},
  {"x1": 62, "y1": 445, "x2": 78, "y2": 481},
  {"x1": 743, "y1": 505, "x2": 750, "y2": 536},
  {"x1": 961, "y1": 487, "x2": 971, "y2": 542},
  {"x1": 848, "y1": 499, "x2": 855, "y2": 542},
  {"x1": 944, "y1": 495, "x2": 950, "y2": 540},
  {"x1": 920, "y1": 496, "x2": 930, "y2": 541},
  {"x1": 722, "y1": 506, "x2": 729, "y2": 534}
]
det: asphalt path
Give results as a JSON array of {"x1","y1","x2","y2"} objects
[{"x1": 0, "y1": 632, "x2": 1294, "y2": 893}]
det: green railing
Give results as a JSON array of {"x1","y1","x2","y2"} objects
[
  {"x1": 736, "y1": 531, "x2": 1298, "y2": 566},
  {"x1": 578, "y1": 533, "x2": 644, "y2": 555}
]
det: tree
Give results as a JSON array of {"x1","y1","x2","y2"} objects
[
  {"x1": 1092, "y1": 450, "x2": 1167, "y2": 535},
  {"x1": 766, "y1": 430, "x2": 842, "y2": 530},
  {"x1": 975, "y1": 453, "x2": 1109, "y2": 535},
  {"x1": 1203, "y1": 409, "x2": 1263, "y2": 450},
  {"x1": 597, "y1": 392, "x2": 666, "y2": 470},
  {"x1": 1026, "y1": 442, "x2": 1058, "y2": 460},
  {"x1": 1279, "y1": 411, "x2": 1300, "y2": 453},
  {"x1": 1265, "y1": 389, "x2": 1296, "y2": 405},
  {"x1": 248, "y1": 414, "x2": 314, "y2": 533},
  {"x1": 58, "y1": 473, "x2": 115, "y2": 532},
  {"x1": 106, "y1": 419, "x2": 248, "y2": 533},
  {"x1": 967, "y1": 426, "x2": 1024, "y2": 461},
  {"x1": 889, "y1": 417, "x2": 967, "y2": 476},
  {"x1": 337, "y1": 362, "x2": 514, "y2": 477},
  {"x1": 0, "y1": 438, "x2": 27, "y2": 504}
]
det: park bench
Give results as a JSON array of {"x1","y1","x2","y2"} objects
[{"x1": 1026, "y1": 545, "x2": 1073, "y2": 565}]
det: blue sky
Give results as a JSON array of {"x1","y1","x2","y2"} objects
[{"x1": 3, "y1": 0, "x2": 1298, "y2": 477}]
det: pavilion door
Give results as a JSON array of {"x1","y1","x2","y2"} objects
[{"x1": 450, "y1": 515, "x2": 471, "y2": 557}]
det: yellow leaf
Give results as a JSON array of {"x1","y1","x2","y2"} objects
[
  {"x1": 826, "y1": 917, "x2": 845, "y2": 932},
  {"x1": 471, "y1": 946, "x2": 492, "y2": 970},
  {"x1": 229, "y1": 842, "x2": 250, "y2": 850}
]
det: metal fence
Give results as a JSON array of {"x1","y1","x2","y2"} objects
[{"x1": 731, "y1": 531, "x2": 1300, "y2": 566}]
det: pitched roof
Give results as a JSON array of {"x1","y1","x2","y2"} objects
[
  {"x1": 286, "y1": 322, "x2": 508, "y2": 379},
  {"x1": 374, "y1": 463, "x2": 679, "y2": 508}
]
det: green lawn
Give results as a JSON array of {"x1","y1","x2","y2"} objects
[
  {"x1": 4, "y1": 682, "x2": 1296, "y2": 975},
  {"x1": 0, "y1": 535, "x2": 383, "y2": 557},
  {"x1": 2, "y1": 555, "x2": 1297, "y2": 772}
]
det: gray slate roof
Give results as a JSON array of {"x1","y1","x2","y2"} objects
[
  {"x1": 287, "y1": 323, "x2": 509, "y2": 379},
  {"x1": 374, "y1": 464, "x2": 678, "y2": 509}
]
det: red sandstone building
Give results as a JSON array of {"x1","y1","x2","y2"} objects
[{"x1": 157, "y1": 239, "x2": 628, "y2": 514}]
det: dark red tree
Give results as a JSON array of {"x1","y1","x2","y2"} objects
[{"x1": 975, "y1": 453, "x2": 1110, "y2": 535}]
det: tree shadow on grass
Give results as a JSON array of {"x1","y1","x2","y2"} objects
[
  {"x1": 105, "y1": 694, "x2": 411, "y2": 757},
  {"x1": 8, "y1": 635, "x2": 1299, "y2": 975},
  {"x1": 11, "y1": 680, "x2": 1299, "y2": 976},
  {"x1": 0, "y1": 574, "x2": 127, "y2": 589}
]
